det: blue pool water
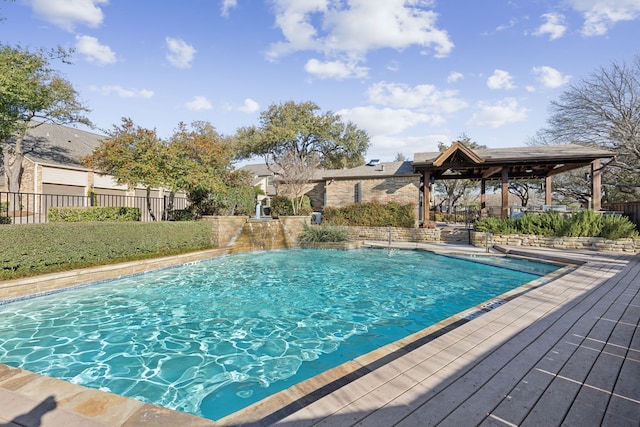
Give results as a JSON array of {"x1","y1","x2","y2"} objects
[{"x1": 0, "y1": 249, "x2": 558, "y2": 420}]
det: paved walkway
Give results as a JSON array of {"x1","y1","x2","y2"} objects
[{"x1": 1, "y1": 246, "x2": 638, "y2": 426}]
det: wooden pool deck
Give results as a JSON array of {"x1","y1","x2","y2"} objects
[{"x1": 1, "y1": 245, "x2": 638, "y2": 426}]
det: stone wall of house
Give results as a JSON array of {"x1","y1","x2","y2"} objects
[
  {"x1": 325, "y1": 176, "x2": 419, "y2": 207},
  {"x1": 346, "y1": 226, "x2": 440, "y2": 243},
  {"x1": 471, "y1": 231, "x2": 640, "y2": 253}
]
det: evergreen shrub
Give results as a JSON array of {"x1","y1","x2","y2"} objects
[
  {"x1": 298, "y1": 224, "x2": 348, "y2": 243},
  {"x1": 47, "y1": 206, "x2": 141, "y2": 222},
  {"x1": 473, "y1": 210, "x2": 638, "y2": 239},
  {"x1": 323, "y1": 201, "x2": 416, "y2": 227}
]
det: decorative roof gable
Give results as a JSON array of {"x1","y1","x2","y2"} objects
[{"x1": 432, "y1": 140, "x2": 484, "y2": 167}]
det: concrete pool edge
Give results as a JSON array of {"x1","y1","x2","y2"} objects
[{"x1": 0, "y1": 244, "x2": 574, "y2": 426}]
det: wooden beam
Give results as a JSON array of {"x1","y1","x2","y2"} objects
[
  {"x1": 482, "y1": 166, "x2": 503, "y2": 179},
  {"x1": 545, "y1": 176, "x2": 552, "y2": 205},
  {"x1": 422, "y1": 170, "x2": 431, "y2": 225},
  {"x1": 501, "y1": 167, "x2": 509, "y2": 219},
  {"x1": 591, "y1": 159, "x2": 601, "y2": 211}
]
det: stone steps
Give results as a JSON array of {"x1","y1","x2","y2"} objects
[{"x1": 439, "y1": 226, "x2": 472, "y2": 245}]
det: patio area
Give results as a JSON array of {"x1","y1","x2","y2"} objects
[{"x1": 0, "y1": 245, "x2": 638, "y2": 426}]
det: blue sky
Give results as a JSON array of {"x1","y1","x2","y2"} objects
[{"x1": 2, "y1": 0, "x2": 639, "y2": 163}]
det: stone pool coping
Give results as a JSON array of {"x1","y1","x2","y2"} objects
[{"x1": 0, "y1": 244, "x2": 585, "y2": 426}]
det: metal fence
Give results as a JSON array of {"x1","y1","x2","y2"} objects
[{"x1": 0, "y1": 191, "x2": 189, "y2": 224}]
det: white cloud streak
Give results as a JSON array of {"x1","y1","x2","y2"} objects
[
  {"x1": 467, "y1": 98, "x2": 529, "y2": 128},
  {"x1": 30, "y1": 0, "x2": 108, "y2": 31},
  {"x1": 90, "y1": 85, "x2": 154, "y2": 98},
  {"x1": 487, "y1": 69, "x2": 516, "y2": 90},
  {"x1": 567, "y1": 0, "x2": 640, "y2": 36},
  {"x1": 237, "y1": 98, "x2": 260, "y2": 113},
  {"x1": 266, "y1": 0, "x2": 454, "y2": 79},
  {"x1": 165, "y1": 37, "x2": 197, "y2": 69},
  {"x1": 221, "y1": 0, "x2": 237, "y2": 17},
  {"x1": 75, "y1": 35, "x2": 116, "y2": 65},
  {"x1": 534, "y1": 12, "x2": 567, "y2": 40},
  {"x1": 304, "y1": 58, "x2": 368, "y2": 79},
  {"x1": 185, "y1": 96, "x2": 213, "y2": 111},
  {"x1": 532, "y1": 66, "x2": 571, "y2": 88}
]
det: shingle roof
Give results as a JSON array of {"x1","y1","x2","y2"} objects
[
  {"x1": 322, "y1": 160, "x2": 416, "y2": 179},
  {"x1": 413, "y1": 144, "x2": 615, "y2": 165},
  {"x1": 16, "y1": 122, "x2": 105, "y2": 168}
]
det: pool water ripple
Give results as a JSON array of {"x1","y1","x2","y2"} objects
[{"x1": 0, "y1": 249, "x2": 557, "y2": 420}]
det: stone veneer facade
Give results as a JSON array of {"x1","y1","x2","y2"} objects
[
  {"x1": 346, "y1": 225, "x2": 440, "y2": 243},
  {"x1": 471, "y1": 231, "x2": 640, "y2": 253}
]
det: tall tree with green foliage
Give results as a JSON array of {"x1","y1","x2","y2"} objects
[
  {"x1": 236, "y1": 100, "x2": 369, "y2": 168},
  {"x1": 235, "y1": 101, "x2": 369, "y2": 213},
  {"x1": 1, "y1": 44, "x2": 90, "y2": 192},
  {"x1": 164, "y1": 121, "x2": 255, "y2": 216},
  {"x1": 82, "y1": 118, "x2": 163, "y2": 220}
]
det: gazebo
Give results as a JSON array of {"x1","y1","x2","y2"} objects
[{"x1": 412, "y1": 142, "x2": 616, "y2": 222}]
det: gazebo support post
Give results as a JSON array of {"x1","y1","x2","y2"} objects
[
  {"x1": 422, "y1": 170, "x2": 431, "y2": 225},
  {"x1": 591, "y1": 159, "x2": 602, "y2": 211},
  {"x1": 545, "y1": 176, "x2": 552, "y2": 206},
  {"x1": 501, "y1": 167, "x2": 509, "y2": 219},
  {"x1": 480, "y1": 179, "x2": 487, "y2": 218}
]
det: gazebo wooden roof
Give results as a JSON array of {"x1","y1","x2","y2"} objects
[{"x1": 412, "y1": 141, "x2": 616, "y2": 221}]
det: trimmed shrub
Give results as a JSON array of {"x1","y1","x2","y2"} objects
[
  {"x1": 323, "y1": 201, "x2": 416, "y2": 228},
  {"x1": 473, "y1": 210, "x2": 639, "y2": 239},
  {"x1": 298, "y1": 224, "x2": 348, "y2": 243},
  {"x1": 270, "y1": 195, "x2": 312, "y2": 217},
  {"x1": 47, "y1": 206, "x2": 141, "y2": 222},
  {"x1": 0, "y1": 221, "x2": 213, "y2": 280}
]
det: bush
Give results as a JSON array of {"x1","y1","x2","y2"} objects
[
  {"x1": 323, "y1": 201, "x2": 416, "y2": 227},
  {"x1": 0, "y1": 215, "x2": 10, "y2": 224},
  {"x1": 47, "y1": 206, "x2": 141, "y2": 222},
  {"x1": 270, "y1": 195, "x2": 312, "y2": 217},
  {"x1": 188, "y1": 185, "x2": 260, "y2": 217},
  {"x1": 473, "y1": 210, "x2": 639, "y2": 239},
  {"x1": 0, "y1": 221, "x2": 213, "y2": 280},
  {"x1": 298, "y1": 224, "x2": 348, "y2": 243}
]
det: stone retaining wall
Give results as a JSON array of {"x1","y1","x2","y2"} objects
[
  {"x1": 346, "y1": 226, "x2": 440, "y2": 243},
  {"x1": 471, "y1": 231, "x2": 640, "y2": 253}
]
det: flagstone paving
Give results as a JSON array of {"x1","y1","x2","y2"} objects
[{"x1": 1, "y1": 245, "x2": 638, "y2": 426}]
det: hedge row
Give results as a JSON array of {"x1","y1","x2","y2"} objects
[
  {"x1": 1, "y1": 221, "x2": 213, "y2": 280},
  {"x1": 47, "y1": 206, "x2": 141, "y2": 222},
  {"x1": 473, "y1": 210, "x2": 639, "y2": 239},
  {"x1": 323, "y1": 201, "x2": 416, "y2": 228}
]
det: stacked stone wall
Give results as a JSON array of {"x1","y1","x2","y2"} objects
[
  {"x1": 471, "y1": 231, "x2": 640, "y2": 253},
  {"x1": 346, "y1": 226, "x2": 439, "y2": 243}
]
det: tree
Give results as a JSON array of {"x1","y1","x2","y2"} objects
[
  {"x1": 235, "y1": 101, "x2": 369, "y2": 214},
  {"x1": 165, "y1": 121, "x2": 254, "y2": 216},
  {"x1": 82, "y1": 118, "x2": 164, "y2": 220},
  {"x1": 542, "y1": 54, "x2": 640, "y2": 201},
  {"x1": 275, "y1": 150, "x2": 321, "y2": 215},
  {"x1": 1, "y1": 45, "x2": 90, "y2": 192}
]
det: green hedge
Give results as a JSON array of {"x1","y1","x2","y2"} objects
[
  {"x1": 47, "y1": 206, "x2": 141, "y2": 222},
  {"x1": 323, "y1": 201, "x2": 416, "y2": 227},
  {"x1": 0, "y1": 221, "x2": 213, "y2": 280},
  {"x1": 473, "y1": 210, "x2": 639, "y2": 239}
]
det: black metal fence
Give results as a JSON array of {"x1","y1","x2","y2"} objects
[{"x1": 0, "y1": 191, "x2": 189, "y2": 224}]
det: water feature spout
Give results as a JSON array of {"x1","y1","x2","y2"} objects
[{"x1": 255, "y1": 200, "x2": 261, "y2": 219}]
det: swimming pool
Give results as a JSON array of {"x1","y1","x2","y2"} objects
[{"x1": 0, "y1": 249, "x2": 559, "y2": 420}]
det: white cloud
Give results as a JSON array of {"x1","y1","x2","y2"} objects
[
  {"x1": 185, "y1": 96, "x2": 212, "y2": 111},
  {"x1": 75, "y1": 35, "x2": 116, "y2": 65},
  {"x1": 367, "y1": 81, "x2": 467, "y2": 114},
  {"x1": 30, "y1": 0, "x2": 107, "y2": 31},
  {"x1": 532, "y1": 66, "x2": 571, "y2": 88},
  {"x1": 447, "y1": 71, "x2": 464, "y2": 83},
  {"x1": 339, "y1": 106, "x2": 442, "y2": 136},
  {"x1": 487, "y1": 69, "x2": 516, "y2": 90},
  {"x1": 304, "y1": 58, "x2": 368, "y2": 79},
  {"x1": 221, "y1": 0, "x2": 237, "y2": 17},
  {"x1": 467, "y1": 98, "x2": 529, "y2": 128},
  {"x1": 567, "y1": 0, "x2": 640, "y2": 36},
  {"x1": 266, "y1": 0, "x2": 454, "y2": 79},
  {"x1": 534, "y1": 12, "x2": 567, "y2": 40},
  {"x1": 237, "y1": 98, "x2": 260, "y2": 113},
  {"x1": 90, "y1": 85, "x2": 154, "y2": 98},
  {"x1": 165, "y1": 37, "x2": 197, "y2": 69}
]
